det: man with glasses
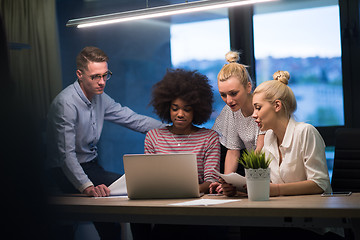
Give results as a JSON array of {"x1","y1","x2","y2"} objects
[
  {"x1": 47, "y1": 46, "x2": 164, "y2": 239},
  {"x1": 47, "y1": 46, "x2": 164, "y2": 196}
]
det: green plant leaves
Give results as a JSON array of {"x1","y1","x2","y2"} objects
[{"x1": 238, "y1": 150, "x2": 271, "y2": 169}]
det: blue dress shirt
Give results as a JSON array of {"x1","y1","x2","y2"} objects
[{"x1": 47, "y1": 80, "x2": 164, "y2": 191}]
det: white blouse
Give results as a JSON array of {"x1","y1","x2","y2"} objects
[{"x1": 263, "y1": 117, "x2": 332, "y2": 193}]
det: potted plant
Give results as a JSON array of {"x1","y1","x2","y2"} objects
[{"x1": 238, "y1": 150, "x2": 272, "y2": 201}]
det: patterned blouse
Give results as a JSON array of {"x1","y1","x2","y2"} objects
[{"x1": 212, "y1": 105, "x2": 264, "y2": 150}]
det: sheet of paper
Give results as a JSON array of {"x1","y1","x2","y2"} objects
[
  {"x1": 169, "y1": 199, "x2": 241, "y2": 206},
  {"x1": 215, "y1": 171, "x2": 247, "y2": 192},
  {"x1": 108, "y1": 174, "x2": 127, "y2": 196},
  {"x1": 94, "y1": 196, "x2": 128, "y2": 199}
]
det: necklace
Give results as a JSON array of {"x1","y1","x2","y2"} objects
[{"x1": 172, "y1": 133, "x2": 192, "y2": 146}]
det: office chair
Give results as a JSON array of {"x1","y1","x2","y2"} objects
[{"x1": 331, "y1": 128, "x2": 360, "y2": 192}]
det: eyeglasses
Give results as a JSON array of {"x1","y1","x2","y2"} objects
[{"x1": 83, "y1": 70, "x2": 112, "y2": 82}]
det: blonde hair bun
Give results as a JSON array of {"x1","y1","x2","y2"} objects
[
  {"x1": 225, "y1": 51, "x2": 240, "y2": 64},
  {"x1": 273, "y1": 70, "x2": 290, "y2": 85}
]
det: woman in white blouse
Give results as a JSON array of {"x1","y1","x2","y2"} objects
[
  {"x1": 221, "y1": 71, "x2": 339, "y2": 240},
  {"x1": 252, "y1": 70, "x2": 331, "y2": 196}
]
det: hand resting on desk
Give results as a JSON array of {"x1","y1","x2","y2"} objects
[
  {"x1": 209, "y1": 182, "x2": 222, "y2": 194},
  {"x1": 209, "y1": 178, "x2": 246, "y2": 197},
  {"x1": 83, "y1": 184, "x2": 110, "y2": 197},
  {"x1": 220, "y1": 178, "x2": 238, "y2": 197}
]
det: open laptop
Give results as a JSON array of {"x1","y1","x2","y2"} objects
[{"x1": 123, "y1": 153, "x2": 200, "y2": 199}]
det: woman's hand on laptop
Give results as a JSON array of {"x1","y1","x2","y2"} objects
[{"x1": 83, "y1": 184, "x2": 110, "y2": 197}]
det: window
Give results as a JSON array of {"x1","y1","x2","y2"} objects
[
  {"x1": 253, "y1": 3, "x2": 344, "y2": 127},
  {"x1": 170, "y1": 16, "x2": 230, "y2": 128},
  {"x1": 253, "y1": 1, "x2": 343, "y2": 177}
]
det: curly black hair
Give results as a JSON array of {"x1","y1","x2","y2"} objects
[{"x1": 150, "y1": 68, "x2": 214, "y2": 125}]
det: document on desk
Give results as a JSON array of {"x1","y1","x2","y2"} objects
[
  {"x1": 169, "y1": 199, "x2": 241, "y2": 206},
  {"x1": 215, "y1": 171, "x2": 247, "y2": 192},
  {"x1": 108, "y1": 174, "x2": 127, "y2": 196}
]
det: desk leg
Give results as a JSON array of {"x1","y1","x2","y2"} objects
[
  {"x1": 121, "y1": 223, "x2": 132, "y2": 240},
  {"x1": 352, "y1": 218, "x2": 360, "y2": 240}
]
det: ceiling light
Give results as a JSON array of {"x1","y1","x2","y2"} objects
[{"x1": 66, "y1": 0, "x2": 275, "y2": 28}]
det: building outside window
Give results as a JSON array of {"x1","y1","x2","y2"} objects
[{"x1": 253, "y1": 2, "x2": 343, "y2": 127}]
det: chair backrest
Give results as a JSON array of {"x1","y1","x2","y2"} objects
[{"x1": 331, "y1": 128, "x2": 360, "y2": 192}]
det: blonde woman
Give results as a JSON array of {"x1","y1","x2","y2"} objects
[
  {"x1": 212, "y1": 51, "x2": 264, "y2": 175},
  {"x1": 222, "y1": 71, "x2": 331, "y2": 197},
  {"x1": 223, "y1": 71, "x2": 342, "y2": 240},
  {"x1": 252, "y1": 70, "x2": 331, "y2": 196}
]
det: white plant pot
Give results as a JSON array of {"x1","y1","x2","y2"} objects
[{"x1": 245, "y1": 168, "x2": 271, "y2": 201}]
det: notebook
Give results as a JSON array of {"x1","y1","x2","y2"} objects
[{"x1": 123, "y1": 153, "x2": 200, "y2": 199}]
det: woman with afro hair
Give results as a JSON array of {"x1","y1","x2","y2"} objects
[
  {"x1": 145, "y1": 68, "x2": 220, "y2": 193},
  {"x1": 131, "y1": 69, "x2": 223, "y2": 240}
]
